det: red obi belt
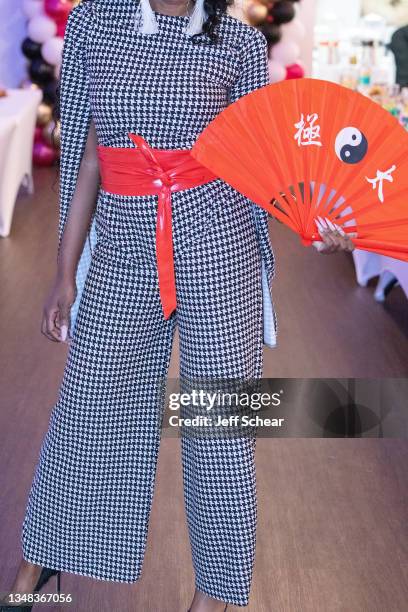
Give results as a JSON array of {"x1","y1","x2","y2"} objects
[{"x1": 97, "y1": 133, "x2": 217, "y2": 319}]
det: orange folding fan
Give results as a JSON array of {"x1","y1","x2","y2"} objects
[{"x1": 191, "y1": 78, "x2": 408, "y2": 261}]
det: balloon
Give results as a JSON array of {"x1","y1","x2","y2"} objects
[
  {"x1": 33, "y1": 141, "x2": 57, "y2": 166},
  {"x1": 286, "y1": 62, "x2": 305, "y2": 79},
  {"x1": 43, "y1": 120, "x2": 61, "y2": 148},
  {"x1": 268, "y1": 60, "x2": 286, "y2": 83},
  {"x1": 36, "y1": 103, "x2": 53, "y2": 126},
  {"x1": 34, "y1": 126, "x2": 43, "y2": 142},
  {"x1": 261, "y1": 23, "x2": 282, "y2": 46},
  {"x1": 41, "y1": 37, "x2": 64, "y2": 65},
  {"x1": 28, "y1": 15, "x2": 57, "y2": 44},
  {"x1": 246, "y1": 2, "x2": 268, "y2": 25},
  {"x1": 29, "y1": 58, "x2": 55, "y2": 85},
  {"x1": 271, "y1": 40, "x2": 300, "y2": 66},
  {"x1": 271, "y1": 1, "x2": 296, "y2": 25},
  {"x1": 56, "y1": 20, "x2": 67, "y2": 37},
  {"x1": 281, "y1": 17, "x2": 306, "y2": 43},
  {"x1": 42, "y1": 79, "x2": 58, "y2": 105},
  {"x1": 22, "y1": 0, "x2": 43, "y2": 19},
  {"x1": 21, "y1": 37, "x2": 42, "y2": 60},
  {"x1": 20, "y1": 78, "x2": 40, "y2": 90},
  {"x1": 44, "y1": 0, "x2": 72, "y2": 22}
]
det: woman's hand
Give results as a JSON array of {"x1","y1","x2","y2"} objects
[
  {"x1": 312, "y1": 216, "x2": 357, "y2": 254},
  {"x1": 41, "y1": 275, "x2": 77, "y2": 343},
  {"x1": 42, "y1": 118, "x2": 99, "y2": 344}
]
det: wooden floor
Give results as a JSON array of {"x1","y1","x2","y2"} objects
[{"x1": 1, "y1": 168, "x2": 407, "y2": 611}]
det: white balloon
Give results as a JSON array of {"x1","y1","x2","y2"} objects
[
  {"x1": 281, "y1": 18, "x2": 306, "y2": 43},
  {"x1": 268, "y1": 60, "x2": 286, "y2": 83},
  {"x1": 28, "y1": 15, "x2": 57, "y2": 44},
  {"x1": 271, "y1": 40, "x2": 300, "y2": 67},
  {"x1": 22, "y1": 0, "x2": 43, "y2": 19},
  {"x1": 42, "y1": 37, "x2": 64, "y2": 66}
]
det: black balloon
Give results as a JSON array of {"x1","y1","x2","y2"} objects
[
  {"x1": 260, "y1": 23, "x2": 282, "y2": 47},
  {"x1": 29, "y1": 58, "x2": 55, "y2": 85},
  {"x1": 271, "y1": 1, "x2": 296, "y2": 25},
  {"x1": 21, "y1": 37, "x2": 42, "y2": 60},
  {"x1": 42, "y1": 79, "x2": 58, "y2": 105}
]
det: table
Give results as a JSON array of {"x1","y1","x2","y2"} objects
[
  {"x1": 0, "y1": 88, "x2": 42, "y2": 237},
  {"x1": 352, "y1": 249, "x2": 408, "y2": 302}
]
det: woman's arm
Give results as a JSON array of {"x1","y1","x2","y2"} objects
[
  {"x1": 56, "y1": 117, "x2": 100, "y2": 280},
  {"x1": 41, "y1": 2, "x2": 97, "y2": 343},
  {"x1": 41, "y1": 118, "x2": 100, "y2": 343}
]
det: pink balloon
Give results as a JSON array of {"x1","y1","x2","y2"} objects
[
  {"x1": 281, "y1": 18, "x2": 306, "y2": 43},
  {"x1": 42, "y1": 36, "x2": 64, "y2": 65},
  {"x1": 286, "y1": 63, "x2": 305, "y2": 80},
  {"x1": 33, "y1": 141, "x2": 57, "y2": 166},
  {"x1": 271, "y1": 40, "x2": 300, "y2": 67},
  {"x1": 34, "y1": 126, "x2": 43, "y2": 142},
  {"x1": 44, "y1": 0, "x2": 71, "y2": 22},
  {"x1": 268, "y1": 60, "x2": 286, "y2": 83},
  {"x1": 28, "y1": 15, "x2": 57, "y2": 43}
]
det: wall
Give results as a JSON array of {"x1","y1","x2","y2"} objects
[
  {"x1": 0, "y1": 0, "x2": 27, "y2": 88},
  {"x1": 297, "y1": 0, "x2": 317, "y2": 76},
  {"x1": 316, "y1": 0, "x2": 362, "y2": 28}
]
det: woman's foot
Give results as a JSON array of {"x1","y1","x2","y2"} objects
[
  {"x1": 188, "y1": 588, "x2": 227, "y2": 612},
  {"x1": 0, "y1": 559, "x2": 42, "y2": 605}
]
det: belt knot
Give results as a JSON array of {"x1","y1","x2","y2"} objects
[{"x1": 157, "y1": 170, "x2": 173, "y2": 188}]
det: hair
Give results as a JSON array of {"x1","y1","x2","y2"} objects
[
  {"x1": 79, "y1": 0, "x2": 233, "y2": 43},
  {"x1": 196, "y1": 0, "x2": 233, "y2": 44}
]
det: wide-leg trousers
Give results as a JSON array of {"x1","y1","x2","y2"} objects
[{"x1": 21, "y1": 180, "x2": 264, "y2": 607}]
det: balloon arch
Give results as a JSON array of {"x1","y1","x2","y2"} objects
[
  {"x1": 20, "y1": 0, "x2": 305, "y2": 166},
  {"x1": 244, "y1": 0, "x2": 306, "y2": 83},
  {"x1": 21, "y1": 0, "x2": 76, "y2": 166}
]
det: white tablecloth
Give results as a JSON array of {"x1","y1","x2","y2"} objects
[
  {"x1": 352, "y1": 249, "x2": 408, "y2": 301},
  {"x1": 0, "y1": 88, "x2": 42, "y2": 236}
]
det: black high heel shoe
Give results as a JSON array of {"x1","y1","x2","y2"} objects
[
  {"x1": 0, "y1": 567, "x2": 61, "y2": 611},
  {"x1": 33, "y1": 568, "x2": 61, "y2": 594}
]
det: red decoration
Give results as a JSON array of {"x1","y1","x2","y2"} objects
[{"x1": 286, "y1": 62, "x2": 305, "y2": 79}]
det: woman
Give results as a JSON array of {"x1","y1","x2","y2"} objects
[{"x1": 1, "y1": 1, "x2": 354, "y2": 611}]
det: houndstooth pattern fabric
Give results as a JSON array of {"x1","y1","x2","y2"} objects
[
  {"x1": 21, "y1": 0, "x2": 276, "y2": 606},
  {"x1": 56, "y1": 0, "x2": 277, "y2": 346}
]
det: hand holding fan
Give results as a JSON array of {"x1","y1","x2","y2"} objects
[{"x1": 191, "y1": 79, "x2": 408, "y2": 261}]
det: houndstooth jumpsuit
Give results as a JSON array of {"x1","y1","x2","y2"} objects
[{"x1": 20, "y1": 0, "x2": 277, "y2": 606}]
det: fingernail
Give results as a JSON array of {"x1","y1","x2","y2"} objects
[
  {"x1": 325, "y1": 218, "x2": 336, "y2": 231},
  {"x1": 60, "y1": 324, "x2": 68, "y2": 342},
  {"x1": 315, "y1": 219, "x2": 325, "y2": 232},
  {"x1": 312, "y1": 240, "x2": 325, "y2": 252},
  {"x1": 317, "y1": 215, "x2": 327, "y2": 227}
]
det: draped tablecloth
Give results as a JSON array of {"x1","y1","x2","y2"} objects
[
  {"x1": 352, "y1": 249, "x2": 408, "y2": 302},
  {"x1": 0, "y1": 88, "x2": 42, "y2": 236}
]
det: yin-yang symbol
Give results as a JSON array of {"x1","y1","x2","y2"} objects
[{"x1": 335, "y1": 127, "x2": 368, "y2": 164}]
